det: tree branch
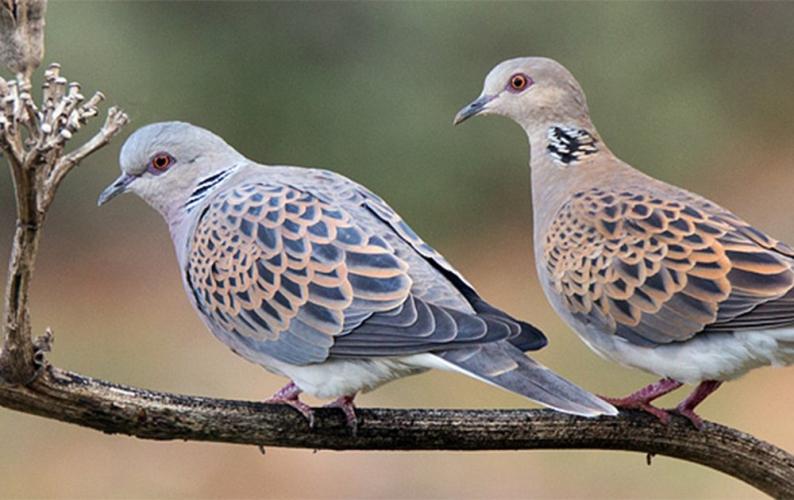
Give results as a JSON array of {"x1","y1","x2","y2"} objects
[{"x1": 0, "y1": 365, "x2": 791, "y2": 497}]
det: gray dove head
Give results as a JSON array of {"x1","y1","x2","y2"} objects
[
  {"x1": 454, "y1": 57, "x2": 591, "y2": 131},
  {"x1": 98, "y1": 121, "x2": 245, "y2": 218}
]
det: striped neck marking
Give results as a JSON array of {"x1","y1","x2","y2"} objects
[{"x1": 185, "y1": 165, "x2": 240, "y2": 211}]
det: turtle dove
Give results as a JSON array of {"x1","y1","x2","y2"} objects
[
  {"x1": 98, "y1": 121, "x2": 616, "y2": 430},
  {"x1": 455, "y1": 57, "x2": 794, "y2": 428}
]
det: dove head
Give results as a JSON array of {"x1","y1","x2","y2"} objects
[
  {"x1": 453, "y1": 57, "x2": 593, "y2": 135},
  {"x1": 99, "y1": 121, "x2": 245, "y2": 220}
]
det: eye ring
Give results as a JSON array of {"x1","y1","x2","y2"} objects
[
  {"x1": 507, "y1": 73, "x2": 532, "y2": 92},
  {"x1": 149, "y1": 152, "x2": 175, "y2": 173}
]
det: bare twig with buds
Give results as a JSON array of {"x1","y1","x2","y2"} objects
[{"x1": 0, "y1": 64, "x2": 128, "y2": 384}]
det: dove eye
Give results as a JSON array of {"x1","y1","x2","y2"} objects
[
  {"x1": 148, "y1": 152, "x2": 175, "y2": 174},
  {"x1": 507, "y1": 73, "x2": 532, "y2": 92}
]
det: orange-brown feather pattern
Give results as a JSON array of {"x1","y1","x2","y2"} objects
[
  {"x1": 544, "y1": 188, "x2": 794, "y2": 344},
  {"x1": 188, "y1": 183, "x2": 411, "y2": 346}
]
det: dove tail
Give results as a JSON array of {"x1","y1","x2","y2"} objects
[{"x1": 435, "y1": 342, "x2": 617, "y2": 417}]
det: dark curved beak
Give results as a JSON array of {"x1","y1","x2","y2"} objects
[
  {"x1": 98, "y1": 173, "x2": 135, "y2": 207},
  {"x1": 453, "y1": 94, "x2": 496, "y2": 126}
]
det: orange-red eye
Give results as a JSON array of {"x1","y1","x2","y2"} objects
[
  {"x1": 151, "y1": 153, "x2": 173, "y2": 171},
  {"x1": 508, "y1": 73, "x2": 531, "y2": 92}
]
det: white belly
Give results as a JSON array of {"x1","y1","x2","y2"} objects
[
  {"x1": 567, "y1": 312, "x2": 794, "y2": 384},
  {"x1": 266, "y1": 355, "x2": 437, "y2": 399}
]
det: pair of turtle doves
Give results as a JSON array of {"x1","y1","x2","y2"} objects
[{"x1": 99, "y1": 58, "x2": 794, "y2": 431}]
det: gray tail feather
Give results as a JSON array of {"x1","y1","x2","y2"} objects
[{"x1": 437, "y1": 342, "x2": 618, "y2": 417}]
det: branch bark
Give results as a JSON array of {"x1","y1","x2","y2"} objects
[{"x1": 0, "y1": 365, "x2": 792, "y2": 497}]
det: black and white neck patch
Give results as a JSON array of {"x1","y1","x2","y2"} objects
[{"x1": 546, "y1": 126, "x2": 599, "y2": 165}]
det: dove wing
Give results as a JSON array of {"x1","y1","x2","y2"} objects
[
  {"x1": 298, "y1": 170, "x2": 547, "y2": 352},
  {"x1": 545, "y1": 188, "x2": 794, "y2": 346},
  {"x1": 187, "y1": 181, "x2": 526, "y2": 365}
]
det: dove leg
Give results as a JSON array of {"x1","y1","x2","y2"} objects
[
  {"x1": 672, "y1": 380, "x2": 722, "y2": 430},
  {"x1": 264, "y1": 381, "x2": 315, "y2": 428},
  {"x1": 602, "y1": 378, "x2": 683, "y2": 424},
  {"x1": 325, "y1": 394, "x2": 358, "y2": 434}
]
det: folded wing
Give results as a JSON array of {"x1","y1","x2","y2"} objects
[
  {"x1": 187, "y1": 181, "x2": 537, "y2": 365},
  {"x1": 545, "y1": 188, "x2": 794, "y2": 345}
]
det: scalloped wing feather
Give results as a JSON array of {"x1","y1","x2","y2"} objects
[
  {"x1": 188, "y1": 182, "x2": 413, "y2": 365},
  {"x1": 544, "y1": 188, "x2": 794, "y2": 345},
  {"x1": 188, "y1": 181, "x2": 539, "y2": 365}
]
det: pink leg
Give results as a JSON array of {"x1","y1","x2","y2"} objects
[
  {"x1": 264, "y1": 381, "x2": 315, "y2": 428},
  {"x1": 325, "y1": 394, "x2": 358, "y2": 434},
  {"x1": 672, "y1": 380, "x2": 722, "y2": 430},
  {"x1": 601, "y1": 378, "x2": 683, "y2": 424}
]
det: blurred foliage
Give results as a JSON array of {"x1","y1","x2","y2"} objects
[{"x1": 1, "y1": 2, "x2": 794, "y2": 498}]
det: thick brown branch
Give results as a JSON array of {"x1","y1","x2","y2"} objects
[
  {"x1": 0, "y1": 223, "x2": 40, "y2": 383},
  {"x1": 0, "y1": 365, "x2": 791, "y2": 497},
  {"x1": 0, "y1": 97, "x2": 41, "y2": 384}
]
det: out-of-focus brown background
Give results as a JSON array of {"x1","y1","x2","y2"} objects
[{"x1": 1, "y1": 2, "x2": 793, "y2": 498}]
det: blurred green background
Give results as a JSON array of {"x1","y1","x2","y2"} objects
[{"x1": 1, "y1": 1, "x2": 793, "y2": 498}]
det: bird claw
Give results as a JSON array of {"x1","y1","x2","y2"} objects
[
  {"x1": 324, "y1": 395, "x2": 358, "y2": 435},
  {"x1": 601, "y1": 396, "x2": 672, "y2": 425},
  {"x1": 667, "y1": 380, "x2": 721, "y2": 430},
  {"x1": 264, "y1": 383, "x2": 359, "y2": 434},
  {"x1": 264, "y1": 395, "x2": 316, "y2": 428},
  {"x1": 600, "y1": 378, "x2": 684, "y2": 425},
  {"x1": 670, "y1": 406, "x2": 705, "y2": 430},
  {"x1": 264, "y1": 381, "x2": 316, "y2": 428}
]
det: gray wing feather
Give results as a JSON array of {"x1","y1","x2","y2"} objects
[{"x1": 348, "y1": 180, "x2": 547, "y2": 351}]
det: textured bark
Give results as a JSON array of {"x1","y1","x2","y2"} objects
[
  {"x1": 0, "y1": 365, "x2": 792, "y2": 497},
  {"x1": 0, "y1": 223, "x2": 40, "y2": 384}
]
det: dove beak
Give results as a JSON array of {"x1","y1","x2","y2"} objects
[
  {"x1": 453, "y1": 94, "x2": 496, "y2": 126},
  {"x1": 98, "y1": 173, "x2": 135, "y2": 206}
]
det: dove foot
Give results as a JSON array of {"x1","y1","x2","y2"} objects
[
  {"x1": 265, "y1": 381, "x2": 315, "y2": 428},
  {"x1": 670, "y1": 380, "x2": 722, "y2": 430},
  {"x1": 601, "y1": 397, "x2": 672, "y2": 424},
  {"x1": 325, "y1": 394, "x2": 358, "y2": 435},
  {"x1": 602, "y1": 377, "x2": 683, "y2": 424}
]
